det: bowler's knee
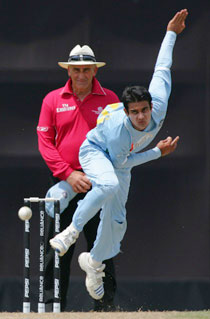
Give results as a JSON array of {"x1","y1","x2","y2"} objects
[{"x1": 102, "y1": 176, "x2": 119, "y2": 197}]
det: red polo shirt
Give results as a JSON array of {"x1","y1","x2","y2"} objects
[{"x1": 37, "y1": 77, "x2": 119, "y2": 180}]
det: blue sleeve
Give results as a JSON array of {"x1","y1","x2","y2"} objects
[
  {"x1": 109, "y1": 136, "x2": 161, "y2": 169},
  {"x1": 112, "y1": 147, "x2": 161, "y2": 169},
  {"x1": 149, "y1": 31, "x2": 177, "y2": 124},
  {"x1": 123, "y1": 147, "x2": 161, "y2": 168}
]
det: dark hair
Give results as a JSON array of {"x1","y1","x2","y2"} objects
[{"x1": 121, "y1": 86, "x2": 152, "y2": 112}]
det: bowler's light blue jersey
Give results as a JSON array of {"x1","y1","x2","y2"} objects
[
  {"x1": 70, "y1": 30, "x2": 178, "y2": 262},
  {"x1": 86, "y1": 31, "x2": 176, "y2": 169}
]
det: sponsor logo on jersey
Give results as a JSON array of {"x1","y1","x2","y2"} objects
[
  {"x1": 37, "y1": 126, "x2": 48, "y2": 132},
  {"x1": 56, "y1": 104, "x2": 76, "y2": 113},
  {"x1": 92, "y1": 106, "x2": 103, "y2": 115},
  {"x1": 132, "y1": 133, "x2": 154, "y2": 150}
]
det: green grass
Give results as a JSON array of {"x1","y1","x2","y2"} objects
[
  {"x1": 138, "y1": 311, "x2": 210, "y2": 319},
  {"x1": 163, "y1": 311, "x2": 210, "y2": 318},
  {"x1": 0, "y1": 311, "x2": 210, "y2": 319}
]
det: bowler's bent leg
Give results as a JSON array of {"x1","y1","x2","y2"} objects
[
  {"x1": 90, "y1": 168, "x2": 131, "y2": 262},
  {"x1": 72, "y1": 144, "x2": 120, "y2": 232}
]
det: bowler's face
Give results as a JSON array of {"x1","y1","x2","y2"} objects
[
  {"x1": 68, "y1": 65, "x2": 97, "y2": 93},
  {"x1": 125, "y1": 101, "x2": 152, "y2": 131}
]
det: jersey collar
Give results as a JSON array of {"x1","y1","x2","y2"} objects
[{"x1": 60, "y1": 77, "x2": 106, "y2": 96}]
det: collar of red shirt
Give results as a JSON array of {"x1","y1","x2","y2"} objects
[{"x1": 60, "y1": 77, "x2": 106, "y2": 97}]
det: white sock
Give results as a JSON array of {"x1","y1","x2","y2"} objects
[{"x1": 88, "y1": 255, "x2": 102, "y2": 268}]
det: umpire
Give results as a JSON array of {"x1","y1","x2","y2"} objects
[{"x1": 37, "y1": 44, "x2": 119, "y2": 311}]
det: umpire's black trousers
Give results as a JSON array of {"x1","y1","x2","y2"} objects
[{"x1": 44, "y1": 189, "x2": 116, "y2": 311}]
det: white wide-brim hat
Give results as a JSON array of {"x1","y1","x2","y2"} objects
[{"x1": 58, "y1": 44, "x2": 106, "y2": 69}]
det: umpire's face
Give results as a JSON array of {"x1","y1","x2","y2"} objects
[
  {"x1": 125, "y1": 100, "x2": 152, "y2": 131},
  {"x1": 68, "y1": 65, "x2": 97, "y2": 95}
]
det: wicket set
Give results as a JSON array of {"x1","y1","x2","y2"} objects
[{"x1": 22, "y1": 197, "x2": 61, "y2": 313}]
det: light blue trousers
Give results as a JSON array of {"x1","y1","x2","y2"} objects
[{"x1": 72, "y1": 140, "x2": 131, "y2": 262}]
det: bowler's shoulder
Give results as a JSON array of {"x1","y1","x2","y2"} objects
[
  {"x1": 97, "y1": 102, "x2": 124, "y2": 126},
  {"x1": 103, "y1": 102, "x2": 124, "y2": 114}
]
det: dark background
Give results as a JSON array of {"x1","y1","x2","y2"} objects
[{"x1": 0, "y1": 0, "x2": 210, "y2": 312}]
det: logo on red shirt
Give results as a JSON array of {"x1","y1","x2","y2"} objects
[
  {"x1": 56, "y1": 105, "x2": 76, "y2": 113},
  {"x1": 37, "y1": 126, "x2": 48, "y2": 132},
  {"x1": 92, "y1": 107, "x2": 103, "y2": 115}
]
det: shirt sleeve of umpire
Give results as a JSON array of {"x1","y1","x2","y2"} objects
[
  {"x1": 37, "y1": 99, "x2": 74, "y2": 180},
  {"x1": 149, "y1": 31, "x2": 177, "y2": 123},
  {"x1": 113, "y1": 147, "x2": 161, "y2": 169}
]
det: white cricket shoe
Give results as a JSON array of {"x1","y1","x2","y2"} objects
[
  {"x1": 49, "y1": 224, "x2": 79, "y2": 256},
  {"x1": 78, "y1": 252, "x2": 105, "y2": 300}
]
